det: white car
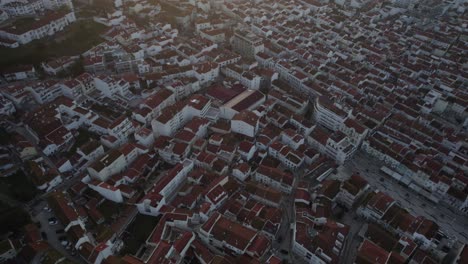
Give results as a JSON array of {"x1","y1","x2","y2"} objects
[
  {"x1": 43, "y1": 206, "x2": 52, "y2": 212},
  {"x1": 61, "y1": 240, "x2": 69, "y2": 246},
  {"x1": 49, "y1": 220, "x2": 58, "y2": 225}
]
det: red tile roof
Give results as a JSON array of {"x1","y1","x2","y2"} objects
[
  {"x1": 210, "y1": 214, "x2": 257, "y2": 252},
  {"x1": 356, "y1": 239, "x2": 390, "y2": 264},
  {"x1": 368, "y1": 191, "x2": 395, "y2": 215},
  {"x1": 247, "y1": 234, "x2": 270, "y2": 258},
  {"x1": 233, "y1": 111, "x2": 259, "y2": 127}
]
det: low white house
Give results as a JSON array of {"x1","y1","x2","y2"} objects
[
  {"x1": 94, "y1": 76, "x2": 130, "y2": 98},
  {"x1": 88, "y1": 181, "x2": 124, "y2": 203},
  {"x1": 87, "y1": 149, "x2": 127, "y2": 181},
  {"x1": 231, "y1": 111, "x2": 259, "y2": 138},
  {"x1": 137, "y1": 160, "x2": 194, "y2": 216},
  {"x1": 0, "y1": 11, "x2": 76, "y2": 47}
]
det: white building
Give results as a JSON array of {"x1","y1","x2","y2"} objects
[
  {"x1": 137, "y1": 160, "x2": 194, "y2": 216},
  {"x1": 222, "y1": 64, "x2": 262, "y2": 90},
  {"x1": 193, "y1": 62, "x2": 219, "y2": 85},
  {"x1": 88, "y1": 181, "x2": 124, "y2": 203},
  {"x1": 268, "y1": 141, "x2": 305, "y2": 171},
  {"x1": 0, "y1": 94, "x2": 16, "y2": 115},
  {"x1": 308, "y1": 127, "x2": 357, "y2": 165},
  {"x1": 358, "y1": 191, "x2": 396, "y2": 221},
  {"x1": 281, "y1": 128, "x2": 305, "y2": 150},
  {"x1": 75, "y1": 72, "x2": 96, "y2": 95},
  {"x1": 136, "y1": 88, "x2": 175, "y2": 124},
  {"x1": 198, "y1": 212, "x2": 267, "y2": 256},
  {"x1": 107, "y1": 116, "x2": 134, "y2": 146},
  {"x1": 41, "y1": 56, "x2": 78, "y2": 75},
  {"x1": 25, "y1": 81, "x2": 63, "y2": 104},
  {"x1": 77, "y1": 140, "x2": 105, "y2": 163},
  {"x1": 1, "y1": 0, "x2": 73, "y2": 17},
  {"x1": 255, "y1": 165, "x2": 294, "y2": 194},
  {"x1": 199, "y1": 28, "x2": 225, "y2": 43},
  {"x1": 151, "y1": 94, "x2": 211, "y2": 137},
  {"x1": 0, "y1": 11, "x2": 76, "y2": 47},
  {"x1": 313, "y1": 96, "x2": 350, "y2": 131},
  {"x1": 87, "y1": 149, "x2": 127, "y2": 181},
  {"x1": 94, "y1": 75, "x2": 130, "y2": 98},
  {"x1": 337, "y1": 174, "x2": 370, "y2": 209},
  {"x1": 292, "y1": 208, "x2": 349, "y2": 264},
  {"x1": 59, "y1": 79, "x2": 82, "y2": 99},
  {"x1": 134, "y1": 127, "x2": 154, "y2": 147},
  {"x1": 232, "y1": 30, "x2": 264, "y2": 59},
  {"x1": 1, "y1": 64, "x2": 36, "y2": 81},
  {"x1": 0, "y1": 10, "x2": 9, "y2": 23},
  {"x1": 231, "y1": 111, "x2": 259, "y2": 138},
  {"x1": 220, "y1": 89, "x2": 266, "y2": 119},
  {"x1": 232, "y1": 163, "x2": 251, "y2": 181},
  {"x1": 237, "y1": 141, "x2": 256, "y2": 161},
  {"x1": 340, "y1": 118, "x2": 368, "y2": 147}
]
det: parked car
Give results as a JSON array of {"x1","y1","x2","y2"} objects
[
  {"x1": 48, "y1": 220, "x2": 58, "y2": 225},
  {"x1": 41, "y1": 232, "x2": 47, "y2": 240},
  {"x1": 48, "y1": 217, "x2": 56, "y2": 222},
  {"x1": 43, "y1": 206, "x2": 52, "y2": 212}
]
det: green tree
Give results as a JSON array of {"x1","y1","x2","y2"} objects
[
  {"x1": 0, "y1": 128, "x2": 12, "y2": 145},
  {"x1": 0, "y1": 202, "x2": 31, "y2": 236},
  {"x1": 1, "y1": 170, "x2": 38, "y2": 202},
  {"x1": 69, "y1": 56, "x2": 85, "y2": 77}
]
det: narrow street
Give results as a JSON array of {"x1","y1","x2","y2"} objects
[
  {"x1": 340, "y1": 210, "x2": 365, "y2": 264},
  {"x1": 274, "y1": 187, "x2": 294, "y2": 262},
  {"x1": 273, "y1": 168, "x2": 304, "y2": 262},
  {"x1": 5, "y1": 122, "x2": 88, "y2": 261}
]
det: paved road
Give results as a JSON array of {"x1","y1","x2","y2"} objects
[
  {"x1": 6, "y1": 122, "x2": 89, "y2": 261},
  {"x1": 277, "y1": 169, "x2": 310, "y2": 263},
  {"x1": 340, "y1": 210, "x2": 365, "y2": 264},
  {"x1": 275, "y1": 195, "x2": 293, "y2": 257},
  {"x1": 32, "y1": 200, "x2": 82, "y2": 263},
  {"x1": 333, "y1": 151, "x2": 468, "y2": 244}
]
